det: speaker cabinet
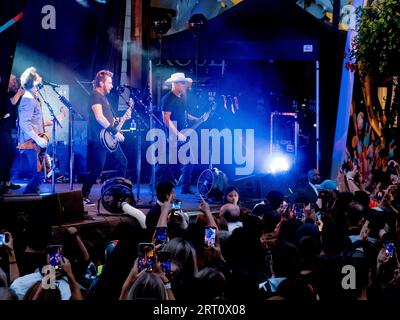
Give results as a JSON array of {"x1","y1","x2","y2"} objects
[{"x1": 0, "y1": 191, "x2": 84, "y2": 230}]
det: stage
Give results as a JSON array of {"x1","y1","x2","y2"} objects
[{"x1": 1, "y1": 181, "x2": 223, "y2": 240}]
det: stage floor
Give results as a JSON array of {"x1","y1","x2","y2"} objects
[{"x1": 4, "y1": 181, "x2": 221, "y2": 236}]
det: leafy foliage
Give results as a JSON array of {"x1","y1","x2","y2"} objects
[{"x1": 353, "y1": 0, "x2": 400, "y2": 79}]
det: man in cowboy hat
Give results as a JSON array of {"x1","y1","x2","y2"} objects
[{"x1": 158, "y1": 72, "x2": 209, "y2": 194}]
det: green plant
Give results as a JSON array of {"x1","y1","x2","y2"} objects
[{"x1": 353, "y1": 0, "x2": 400, "y2": 80}]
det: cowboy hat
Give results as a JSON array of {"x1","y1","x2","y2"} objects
[{"x1": 165, "y1": 72, "x2": 193, "y2": 85}]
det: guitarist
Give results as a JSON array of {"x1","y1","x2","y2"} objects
[
  {"x1": 157, "y1": 72, "x2": 209, "y2": 194},
  {"x1": 17, "y1": 67, "x2": 48, "y2": 194},
  {"x1": 81, "y1": 70, "x2": 130, "y2": 206}
]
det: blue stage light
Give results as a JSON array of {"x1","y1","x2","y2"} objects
[{"x1": 267, "y1": 155, "x2": 291, "y2": 174}]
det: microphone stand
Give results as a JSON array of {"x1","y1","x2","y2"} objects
[
  {"x1": 48, "y1": 85, "x2": 83, "y2": 191},
  {"x1": 37, "y1": 89, "x2": 62, "y2": 194}
]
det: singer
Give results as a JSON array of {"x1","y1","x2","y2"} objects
[
  {"x1": 81, "y1": 70, "x2": 130, "y2": 206},
  {"x1": 17, "y1": 67, "x2": 48, "y2": 194}
]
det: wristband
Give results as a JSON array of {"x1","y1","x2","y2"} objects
[
  {"x1": 106, "y1": 125, "x2": 118, "y2": 135},
  {"x1": 164, "y1": 282, "x2": 172, "y2": 290}
]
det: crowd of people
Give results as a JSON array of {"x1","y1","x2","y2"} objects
[{"x1": 1, "y1": 163, "x2": 400, "y2": 301}]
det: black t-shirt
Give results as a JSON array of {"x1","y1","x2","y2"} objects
[
  {"x1": 88, "y1": 91, "x2": 115, "y2": 141},
  {"x1": 161, "y1": 91, "x2": 187, "y2": 132},
  {"x1": 0, "y1": 91, "x2": 19, "y2": 132}
]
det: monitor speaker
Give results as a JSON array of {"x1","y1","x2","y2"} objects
[{"x1": 0, "y1": 190, "x2": 84, "y2": 230}]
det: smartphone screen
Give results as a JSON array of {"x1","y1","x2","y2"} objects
[
  {"x1": 155, "y1": 227, "x2": 168, "y2": 245},
  {"x1": 158, "y1": 251, "x2": 172, "y2": 275},
  {"x1": 204, "y1": 227, "x2": 216, "y2": 247},
  {"x1": 138, "y1": 243, "x2": 155, "y2": 272},
  {"x1": 0, "y1": 234, "x2": 5, "y2": 246},
  {"x1": 293, "y1": 203, "x2": 304, "y2": 219},
  {"x1": 172, "y1": 200, "x2": 182, "y2": 211},
  {"x1": 48, "y1": 245, "x2": 63, "y2": 271},
  {"x1": 386, "y1": 243, "x2": 395, "y2": 257}
]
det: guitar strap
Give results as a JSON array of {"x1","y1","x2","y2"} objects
[{"x1": 37, "y1": 97, "x2": 47, "y2": 173}]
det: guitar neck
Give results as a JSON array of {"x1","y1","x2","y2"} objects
[
  {"x1": 116, "y1": 114, "x2": 128, "y2": 131},
  {"x1": 190, "y1": 118, "x2": 205, "y2": 131},
  {"x1": 116, "y1": 101, "x2": 134, "y2": 131}
]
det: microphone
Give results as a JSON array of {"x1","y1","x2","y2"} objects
[{"x1": 42, "y1": 79, "x2": 61, "y2": 88}]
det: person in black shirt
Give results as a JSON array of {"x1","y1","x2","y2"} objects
[
  {"x1": 157, "y1": 72, "x2": 209, "y2": 194},
  {"x1": 82, "y1": 70, "x2": 130, "y2": 205},
  {"x1": 0, "y1": 74, "x2": 24, "y2": 193}
]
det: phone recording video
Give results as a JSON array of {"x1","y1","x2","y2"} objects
[
  {"x1": 386, "y1": 242, "x2": 395, "y2": 257},
  {"x1": 155, "y1": 227, "x2": 168, "y2": 245},
  {"x1": 158, "y1": 251, "x2": 172, "y2": 275},
  {"x1": 204, "y1": 227, "x2": 216, "y2": 247},
  {"x1": 293, "y1": 203, "x2": 304, "y2": 220},
  {"x1": 48, "y1": 245, "x2": 63, "y2": 271},
  {"x1": 172, "y1": 199, "x2": 182, "y2": 211},
  {"x1": 138, "y1": 243, "x2": 155, "y2": 272},
  {"x1": 0, "y1": 233, "x2": 5, "y2": 246}
]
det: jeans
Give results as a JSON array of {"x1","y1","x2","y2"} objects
[
  {"x1": 82, "y1": 141, "x2": 128, "y2": 198},
  {"x1": 0, "y1": 130, "x2": 16, "y2": 183},
  {"x1": 20, "y1": 149, "x2": 44, "y2": 194},
  {"x1": 181, "y1": 163, "x2": 193, "y2": 191}
]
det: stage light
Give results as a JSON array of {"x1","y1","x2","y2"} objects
[{"x1": 267, "y1": 155, "x2": 291, "y2": 174}]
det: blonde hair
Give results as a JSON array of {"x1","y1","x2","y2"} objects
[
  {"x1": 127, "y1": 272, "x2": 167, "y2": 300},
  {"x1": 93, "y1": 70, "x2": 113, "y2": 89},
  {"x1": 20, "y1": 67, "x2": 39, "y2": 90}
]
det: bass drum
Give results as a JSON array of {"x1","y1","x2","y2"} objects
[
  {"x1": 197, "y1": 168, "x2": 228, "y2": 202},
  {"x1": 101, "y1": 177, "x2": 135, "y2": 213}
]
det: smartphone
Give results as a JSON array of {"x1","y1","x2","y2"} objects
[
  {"x1": 172, "y1": 200, "x2": 182, "y2": 211},
  {"x1": 386, "y1": 243, "x2": 395, "y2": 257},
  {"x1": 158, "y1": 251, "x2": 172, "y2": 275},
  {"x1": 138, "y1": 243, "x2": 155, "y2": 272},
  {"x1": 204, "y1": 226, "x2": 216, "y2": 247},
  {"x1": 0, "y1": 233, "x2": 5, "y2": 246},
  {"x1": 155, "y1": 227, "x2": 168, "y2": 245},
  {"x1": 293, "y1": 203, "x2": 304, "y2": 219},
  {"x1": 48, "y1": 245, "x2": 63, "y2": 271}
]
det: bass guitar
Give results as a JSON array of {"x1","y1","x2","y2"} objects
[{"x1": 100, "y1": 98, "x2": 135, "y2": 152}]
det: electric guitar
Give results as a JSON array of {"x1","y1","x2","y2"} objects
[
  {"x1": 100, "y1": 98, "x2": 135, "y2": 152},
  {"x1": 178, "y1": 101, "x2": 217, "y2": 146},
  {"x1": 17, "y1": 107, "x2": 68, "y2": 176}
]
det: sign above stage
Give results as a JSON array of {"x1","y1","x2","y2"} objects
[{"x1": 160, "y1": 39, "x2": 319, "y2": 62}]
